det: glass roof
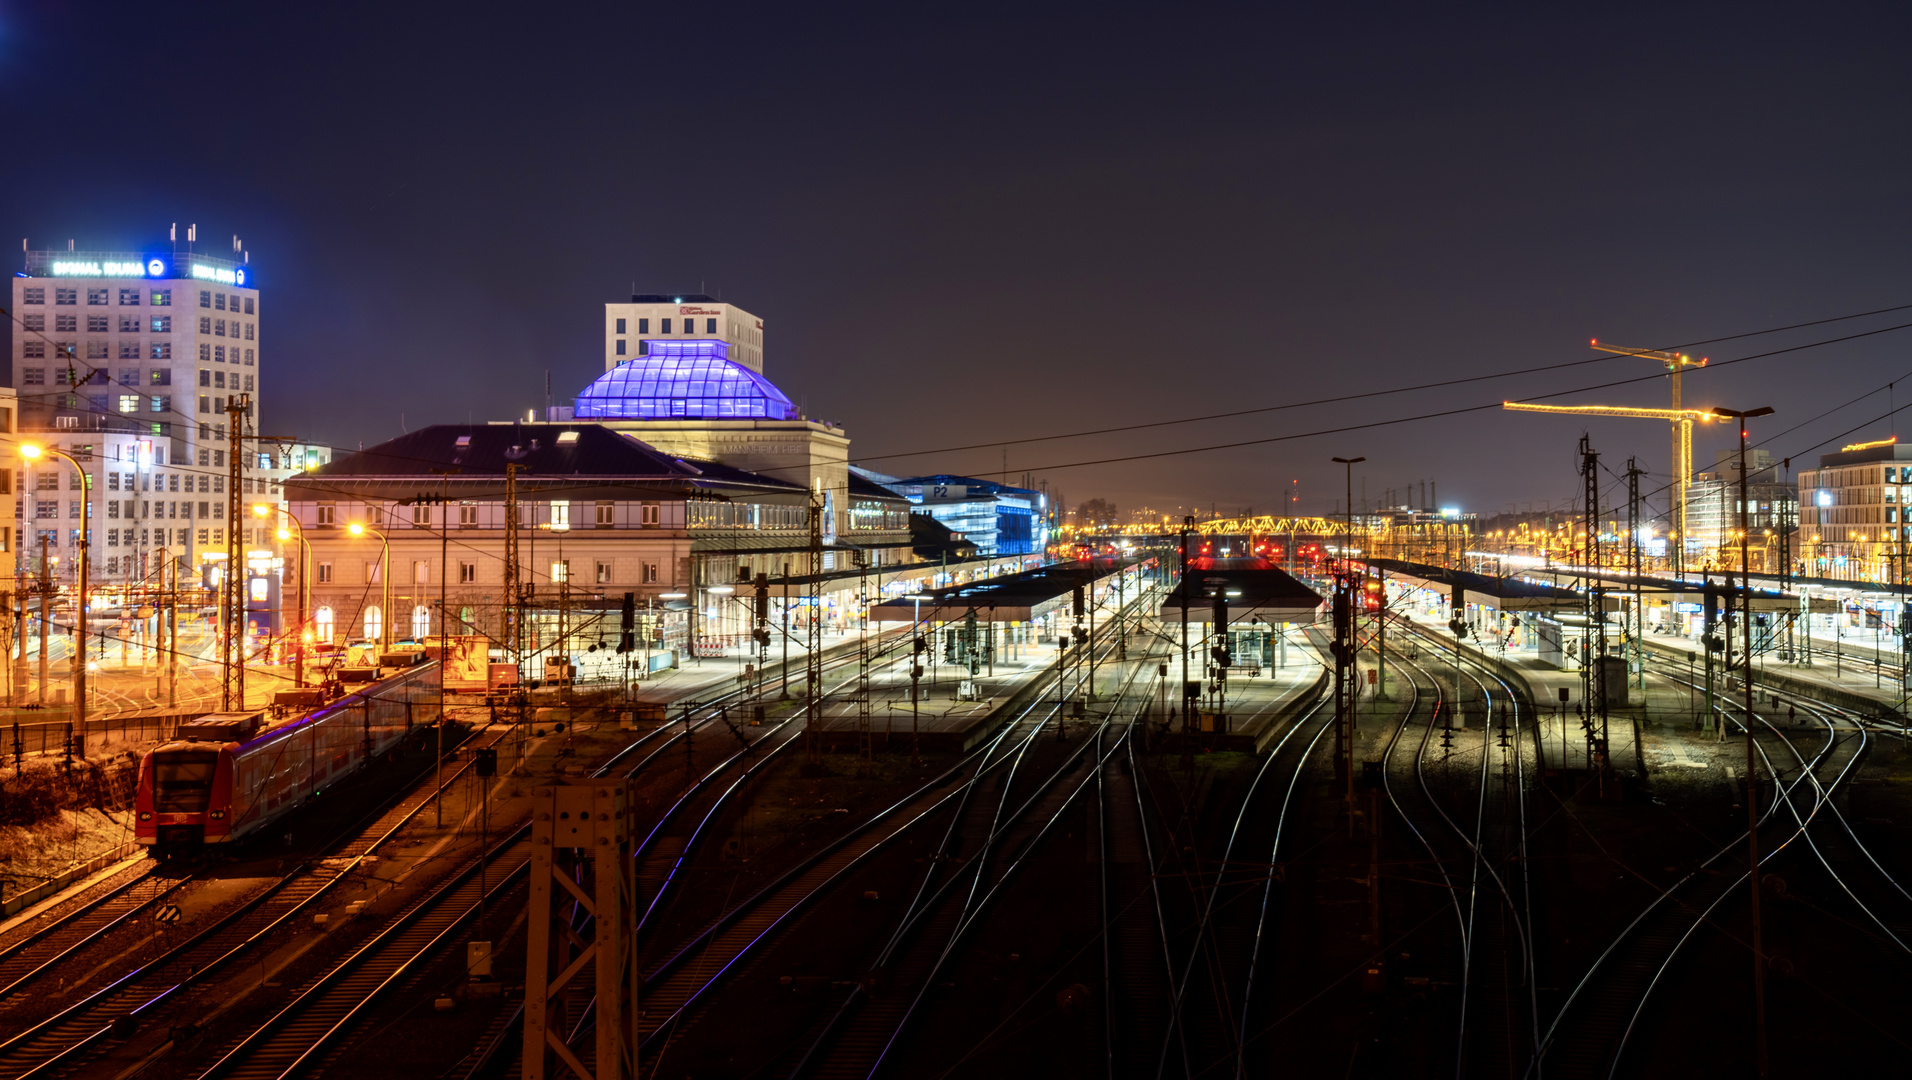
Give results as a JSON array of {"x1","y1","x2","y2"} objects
[{"x1": 574, "y1": 340, "x2": 799, "y2": 421}]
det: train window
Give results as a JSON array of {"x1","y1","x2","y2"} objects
[{"x1": 154, "y1": 750, "x2": 219, "y2": 813}]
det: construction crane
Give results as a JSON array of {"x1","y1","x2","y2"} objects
[
  {"x1": 1590, "y1": 340, "x2": 1710, "y2": 551},
  {"x1": 1500, "y1": 402, "x2": 1719, "y2": 565}
]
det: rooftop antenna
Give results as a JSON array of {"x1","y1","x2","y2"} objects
[
  {"x1": 170, "y1": 223, "x2": 176, "y2": 244},
  {"x1": 68, "y1": 239, "x2": 74, "y2": 251},
  {"x1": 544, "y1": 369, "x2": 551, "y2": 418}
]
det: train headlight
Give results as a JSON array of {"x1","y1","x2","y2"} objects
[
  {"x1": 138, "y1": 811, "x2": 152, "y2": 821},
  {"x1": 210, "y1": 810, "x2": 226, "y2": 820}
]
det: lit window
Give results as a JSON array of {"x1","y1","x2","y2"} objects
[{"x1": 118, "y1": 395, "x2": 139, "y2": 413}]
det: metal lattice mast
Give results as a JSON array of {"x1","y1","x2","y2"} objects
[
  {"x1": 805, "y1": 484, "x2": 825, "y2": 765},
  {"x1": 856, "y1": 548, "x2": 871, "y2": 761},
  {"x1": 221, "y1": 394, "x2": 250, "y2": 710},
  {"x1": 503, "y1": 463, "x2": 521, "y2": 666},
  {"x1": 1628, "y1": 457, "x2": 1645, "y2": 689}
]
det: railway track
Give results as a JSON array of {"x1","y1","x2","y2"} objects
[
  {"x1": 790, "y1": 652, "x2": 1155, "y2": 1080},
  {"x1": 1390, "y1": 618, "x2": 1540, "y2": 1080},
  {"x1": 0, "y1": 720, "x2": 508, "y2": 1080},
  {"x1": 633, "y1": 626, "x2": 1149, "y2": 1077},
  {"x1": 1529, "y1": 664, "x2": 1837, "y2": 1080}
]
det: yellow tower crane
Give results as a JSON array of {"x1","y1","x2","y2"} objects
[{"x1": 1500, "y1": 401, "x2": 1719, "y2": 559}]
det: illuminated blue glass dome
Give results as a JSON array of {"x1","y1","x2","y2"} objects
[{"x1": 574, "y1": 340, "x2": 799, "y2": 421}]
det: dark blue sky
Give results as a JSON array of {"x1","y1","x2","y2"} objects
[{"x1": 4, "y1": 1, "x2": 1909, "y2": 520}]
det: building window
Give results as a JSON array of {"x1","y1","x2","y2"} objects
[
  {"x1": 118, "y1": 341, "x2": 140, "y2": 360},
  {"x1": 153, "y1": 395, "x2": 169, "y2": 413},
  {"x1": 413, "y1": 560, "x2": 429, "y2": 584},
  {"x1": 244, "y1": 297, "x2": 254, "y2": 314},
  {"x1": 215, "y1": 294, "x2": 226, "y2": 312},
  {"x1": 151, "y1": 342, "x2": 171, "y2": 360},
  {"x1": 214, "y1": 370, "x2": 226, "y2": 389},
  {"x1": 596, "y1": 502, "x2": 614, "y2": 526},
  {"x1": 551, "y1": 559, "x2": 569, "y2": 583},
  {"x1": 21, "y1": 314, "x2": 44, "y2": 332},
  {"x1": 199, "y1": 369, "x2": 211, "y2": 387},
  {"x1": 87, "y1": 288, "x2": 107, "y2": 306},
  {"x1": 215, "y1": 319, "x2": 226, "y2": 338},
  {"x1": 119, "y1": 288, "x2": 140, "y2": 306},
  {"x1": 22, "y1": 368, "x2": 44, "y2": 384},
  {"x1": 366, "y1": 560, "x2": 381, "y2": 584},
  {"x1": 549, "y1": 501, "x2": 570, "y2": 529},
  {"x1": 460, "y1": 561, "x2": 476, "y2": 584},
  {"x1": 214, "y1": 346, "x2": 226, "y2": 364},
  {"x1": 616, "y1": 339, "x2": 626, "y2": 355},
  {"x1": 88, "y1": 341, "x2": 109, "y2": 359},
  {"x1": 643, "y1": 562, "x2": 659, "y2": 583},
  {"x1": 55, "y1": 288, "x2": 76, "y2": 305},
  {"x1": 244, "y1": 349, "x2": 254, "y2": 365},
  {"x1": 317, "y1": 562, "x2": 333, "y2": 583},
  {"x1": 661, "y1": 318, "x2": 672, "y2": 334},
  {"x1": 244, "y1": 323, "x2": 254, "y2": 340},
  {"x1": 117, "y1": 315, "x2": 140, "y2": 333},
  {"x1": 117, "y1": 368, "x2": 138, "y2": 386},
  {"x1": 56, "y1": 314, "x2": 77, "y2": 333},
  {"x1": 150, "y1": 315, "x2": 171, "y2": 333},
  {"x1": 706, "y1": 318, "x2": 717, "y2": 333},
  {"x1": 637, "y1": 318, "x2": 648, "y2": 333},
  {"x1": 364, "y1": 605, "x2": 382, "y2": 641},
  {"x1": 244, "y1": 374, "x2": 254, "y2": 391},
  {"x1": 22, "y1": 287, "x2": 43, "y2": 304},
  {"x1": 199, "y1": 317, "x2": 212, "y2": 334},
  {"x1": 459, "y1": 504, "x2": 478, "y2": 527},
  {"x1": 615, "y1": 318, "x2": 626, "y2": 334},
  {"x1": 199, "y1": 291, "x2": 211, "y2": 308},
  {"x1": 412, "y1": 503, "x2": 431, "y2": 527},
  {"x1": 316, "y1": 503, "x2": 335, "y2": 526},
  {"x1": 151, "y1": 289, "x2": 170, "y2": 306},
  {"x1": 118, "y1": 395, "x2": 140, "y2": 414},
  {"x1": 641, "y1": 502, "x2": 660, "y2": 527},
  {"x1": 411, "y1": 605, "x2": 430, "y2": 639},
  {"x1": 596, "y1": 561, "x2": 611, "y2": 584}
]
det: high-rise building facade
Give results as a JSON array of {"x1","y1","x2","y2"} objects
[
  {"x1": 10, "y1": 244, "x2": 262, "y2": 583},
  {"x1": 602, "y1": 294, "x2": 764, "y2": 373}
]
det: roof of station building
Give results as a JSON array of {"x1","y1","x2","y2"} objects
[
  {"x1": 574, "y1": 340, "x2": 797, "y2": 421},
  {"x1": 286, "y1": 423, "x2": 804, "y2": 500}
]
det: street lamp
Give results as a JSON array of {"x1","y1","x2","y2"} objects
[
  {"x1": 20, "y1": 444, "x2": 89, "y2": 733},
  {"x1": 1713, "y1": 404, "x2": 1773, "y2": 1076},
  {"x1": 254, "y1": 503, "x2": 310, "y2": 687},
  {"x1": 347, "y1": 521, "x2": 391, "y2": 650}
]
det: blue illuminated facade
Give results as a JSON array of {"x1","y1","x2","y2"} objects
[
  {"x1": 574, "y1": 340, "x2": 799, "y2": 421},
  {"x1": 863, "y1": 472, "x2": 1049, "y2": 556}
]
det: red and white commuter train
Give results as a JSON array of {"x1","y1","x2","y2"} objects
[{"x1": 135, "y1": 663, "x2": 441, "y2": 853}]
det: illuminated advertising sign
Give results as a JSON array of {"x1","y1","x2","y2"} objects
[
  {"x1": 50, "y1": 260, "x2": 152, "y2": 277},
  {"x1": 191, "y1": 263, "x2": 246, "y2": 286}
]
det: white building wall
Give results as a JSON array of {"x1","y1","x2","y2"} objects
[{"x1": 603, "y1": 299, "x2": 764, "y2": 373}]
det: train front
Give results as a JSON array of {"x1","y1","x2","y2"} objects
[{"x1": 134, "y1": 714, "x2": 259, "y2": 853}]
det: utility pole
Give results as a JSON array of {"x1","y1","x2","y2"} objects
[
  {"x1": 1716, "y1": 404, "x2": 1774, "y2": 1080},
  {"x1": 1580, "y1": 434, "x2": 1609, "y2": 792},
  {"x1": 1178, "y1": 516, "x2": 1192, "y2": 744},
  {"x1": 804, "y1": 483, "x2": 825, "y2": 766},
  {"x1": 1628, "y1": 457, "x2": 1645, "y2": 690},
  {"x1": 1332, "y1": 456, "x2": 1365, "y2": 815},
  {"x1": 221, "y1": 395, "x2": 249, "y2": 711},
  {"x1": 502, "y1": 463, "x2": 521, "y2": 669}
]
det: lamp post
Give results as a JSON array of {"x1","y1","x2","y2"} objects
[
  {"x1": 347, "y1": 522, "x2": 391, "y2": 651},
  {"x1": 1714, "y1": 404, "x2": 1774, "y2": 1080},
  {"x1": 253, "y1": 503, "x2": 308, "y2": 687},
  {"x1": 20, "y1": 444, "x2": 88, "y2": 739}
]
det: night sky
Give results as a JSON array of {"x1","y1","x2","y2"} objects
[{"x1": 3, "y1": 2, "x2": 1909, "y2": 521}]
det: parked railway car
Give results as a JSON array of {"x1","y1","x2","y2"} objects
[{"x1": 134, "y1": 662, "x2": 442, "y2": 853}]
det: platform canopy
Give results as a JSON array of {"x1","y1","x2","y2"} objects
[
  {"x1": 868, "y1": 559, "x2": 1140, "y2": 623},
  {"x1": 1367, "y1": 558, "x2": 1614, "y2": 612},
  {"x1": 1156, "y1": 559, "x2": 1324, "y2": 624}
]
